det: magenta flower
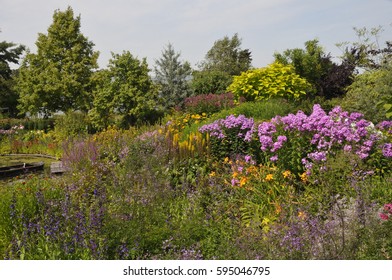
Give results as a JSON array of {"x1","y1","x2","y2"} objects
[
  {"x1": 379, "y1": 213, "x2": 389, "y2": 221},
  {"x1": 384, "y1": 204, "x2": 392, "y2": 214}
]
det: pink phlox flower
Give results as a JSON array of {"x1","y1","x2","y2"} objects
[
  {"x1": 384, "y1": 204, "x2": 392, "y2": 213},
  {"x1": 379, "y1": 213, "x2": 389, "y2": 221},
  {"x1": 270, "y1": 155, "x2": 278, "y2": 162}
]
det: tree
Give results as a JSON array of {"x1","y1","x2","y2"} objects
[
  {"x1": 190, "y1": 70, "x2": 232, "y2": 95},
  {"x1": 341, "y1": 62, "x2": 392, "y2": 122},
  {"x1": 338, "y1": 26, "x2": 392, "y2": 70},
  {"x1": 89, "y1": 51, "x2": 158, "y2": 130},
  {"x1": 192, "y1": 33, "x2": 252, "y2": 94},
  {"x1": 154, "y1": 43, "x2": 192, "y2": 110},
  {"x1": 17, "y1": 6, "x2": 99, "y2": 117},
  {"x1": 338, "y1": 26, "x2": 392, "y2": 119},
  {"x1": 0, "y1": 39, "x2": 25, "y2": 117},
  {"x1": 202, "y1": 33, "x2": 252, "y2": 75},
  {"x1": 274, "y1": 39, "x2": 355, "y2": 99}
]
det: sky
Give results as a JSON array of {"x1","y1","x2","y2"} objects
[{"x1": 1, "y1": 0, "x2": 392, "y2": 70}]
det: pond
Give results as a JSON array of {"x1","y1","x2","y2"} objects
[{"x1": 0, "y1": 154, "x2": 58, "y2": 179}]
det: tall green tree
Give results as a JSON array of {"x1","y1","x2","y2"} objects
[
  {"x1": 17, "y1": 6, "x2": 99, "y2": 117},
  {"x1": 201, "y1": 33, "x2": 252, "y2": 75},
  {"x1": 89, "y1": 51, "x2": 158, "y2": 130},
  {"x1": 341, "y1": 62, "x2": 392, "y2": 122},
  {"x1": 338, "y1": 26, "x2": 392, "y2": 119},
  {"x1": 154, "y1": 43, "x2": 192, "y2": 110},
  {"x1": 192, "y1": 33, "x2": 252, "y2": 94},
  {"x1": 338, "y1": 26, "x2": 392, "y2": 70},
  {"x1": 0, "y1": 39, "x2": 25, "y2": 116},
  {"x1": 190, "y1": 70, "x2": 233, "y2": 95},
  {"x1": 274, "y1": 39, "x2": 355, "y2": 99}
]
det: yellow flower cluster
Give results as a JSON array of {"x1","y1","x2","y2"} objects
[
  {"x1": 164, "y1": 113, "x2": 209, "y2": 161},
  {"x1": 168, "y1": 113, "x2": 208, "y2": 133}
]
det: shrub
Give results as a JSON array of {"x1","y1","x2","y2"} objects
[
  {"x1": 54, "y1": 111, "x2": 90, "y2": 139},
  {"x1": 227, "y1": 62, "x2": 312, "y2": 102},
  {"x1": 341, "y1": 67, "x2": 392, "y2": 123},
  {"x1": 183, "y1": 92, "x2": 240, "y2": 115},
  {"x1": 212, "y1": 98, "x2": 295, "y2": 122},
  {"x1": 191, "y1": 70, "x2": 233, "y2": 95}
]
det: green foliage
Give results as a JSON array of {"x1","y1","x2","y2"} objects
[
  {"x1": 89, "y1": 51, "x2": 159, "y2": 130},
  {"x1": 16, "y1": 6, "x2": 99, "y2": 117},
  {"x1": 0, "y1": 40, "x2": 25, "y2": 117},
  {"x1": 54, "y1": 111, "x2": 90, "y2": 139},
  {"x1": 191, "y1": 33, "x2": 252, "y2": 96},
  {"x1": 228, "y1": 62, "x2": 311, "y2": 102},
  {"x1": 274, "y1": 39, "x2": 355, "y2": 99},
  {"x1": 154, "y1": 43, "x2": 193, "y2": 110},
  {"x1": 201, "y1": 33, "x2": 252, "y2": 76},
  {"x1": 341, "y1": 65, "x2": 392, "y2": 122},
  {"x1": 191, "y1": 70, "x2": 232, "y2": 95},
  {"x1": 338, "y1": 26, "x2": 392, "y2": 71},
  {"x1": 215, "y1": 98, "x2": 295, "y2": 121},
  {"x1": 0, "y1": 40, "x2": 25, "y2": 80},
  {"x1": 274, "y1": 39, "x2": 329, "y2": 87}
]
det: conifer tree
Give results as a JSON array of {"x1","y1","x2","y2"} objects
[{"x1": 154, "y1": 43, "x2": 192, "y2": 110}]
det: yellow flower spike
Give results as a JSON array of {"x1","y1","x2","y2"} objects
[{"x1": 209, "y1": 171, "x2": 216, "y2": 177}]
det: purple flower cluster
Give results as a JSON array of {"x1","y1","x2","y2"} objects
[
  {"x1": 199, "y1": 114, "x2": 255, "y2": 142},
  {"x1": 258, "y1": 104, "x2": 389, "y2": 170},
  {"x1": 377, "y1": 121, "x2": 392, "y2": 134},
  {"x1": 200, "y1": 104, "x2": 391, "y2": 172},
  {"x1": 382, "y1": 143, "x2": 392, "y2": 158}
]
